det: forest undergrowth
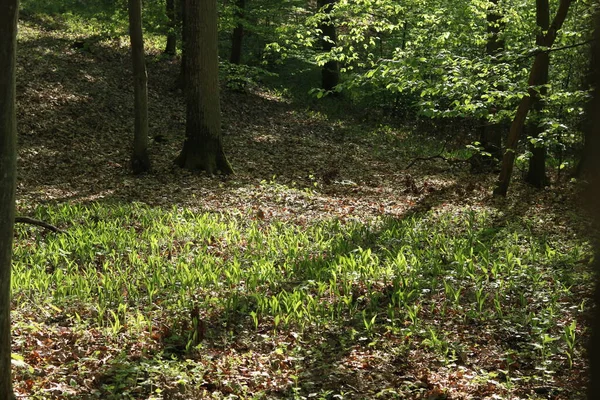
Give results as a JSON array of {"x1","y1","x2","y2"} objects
[{"x1": 10, "y1": 16, "x2": 596, "y2": 400}]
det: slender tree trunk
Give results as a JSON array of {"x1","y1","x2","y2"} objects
[
  {"x1": 588, "y1": 4, "x2": 600, "y2": 396},
  {"x1": 164, "y1": 0, "x2": 177, "y2": 55},
  {"x1": 230, "y1": 0, "x2": 245, "y2": 64},
  {"x1": 0, "y1": 1, "x2": 19, "y2": 399},
  {"x1": 317, "y1": 0, "x2": 339, "y2": 91},
  {"x1": 482, "y1": 0, "x2": 504, "y2": 159},
  {"x1": 175, "y1": 0, "x2": 233, "y2": 174},
  {"x1": 526, "y1": 0, "x2": 550, "y2": 187},
  {"x1": 494, "y1": 0, "x2": 573, "y2": 196},
  {"x1": 128, "y1": 0, "x2": 151, "y2": 174},
  {"x1": 472, "y1": 0, "x2": 504, "y2": 172}
]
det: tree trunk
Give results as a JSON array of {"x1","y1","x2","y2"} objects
[
  {"x1": 164, "y1": 0, "x2": 177, "y2": 55},
  {"x1": 472, "y1": 0, "x2": 504, "y2": 172},
  {"x1": 588, "y1": 5, "x2": 600, "y2": 396},
  {"x1": 0, "y1": 1, "x2": 19, "y2": 399},
  {"x1": 128, "y1": 0, "x2": 151, "y2": 174},
  {"x1": 576, "y1": 114, "x2": 594, "y2": 177},
  {"x1": 525, "y1": 0, "x2": 550, "y2": 188},
  {"x1": 230, "y1": 0, "x2": 245, "y2": 64},
  {"x1": 494, "y1": 0, "x2": 573, "y2": 196},
  {"x1": 175, "y1": 0, "x2": 233, "y2": 174},
  {"x1": 317, "y1": 0, "x2": 339, "y2": 91},
  {"x1": 482, "y1": 0, "x2": 504, "y2": 159},
  {"x1": 578, "y1": 9, "x2": 600, "y2": 179}
]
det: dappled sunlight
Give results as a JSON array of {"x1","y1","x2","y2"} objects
[
  {"x1": 5, "y1": 3, "x2": 594, "y2": 399},
  {"x1": 10, "y1": 202, "x2": 591, "y2": 398}
]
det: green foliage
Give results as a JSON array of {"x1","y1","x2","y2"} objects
[
  {"x1": 22, "y1": 0, "x2": 593, "y2": 135},
  {"x1": 21, "y1": 0, "x2": 171, "y2": 41},
  {"x1": 248, "y1": 0, "x2": 594, "y2": 169},
  {"x1": 11, "y1": 202, "x2": 592, "y2": 396},
  {"x1": 220, "y1": 61, "x2": 277, "y2": 92}
]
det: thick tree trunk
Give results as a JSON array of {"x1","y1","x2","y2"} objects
[
  {"x1": 588, "y1": 5, "x2": 600, "y2": 397},
  {"x1": 175, "y1": 0, "x2": 233, "y2": 174},
  {"x1": 230, "y1": 0, "x2": 245, "y2": 64},
  {"x1": 317, "y1": 0, "x2": 339, "y2": 91},
  {"x1": 128, "y1": 0, "x2": 151, "y2": 174},
  {"x1": 0, "y1": 1, "x2": 19, "y2": 399},
  {"x1": 576, "y1": 116, "x2": 594, "y2": 177},
  {"x1": 525, "y1": 0, "x2": 550, "y2": 188},
  {"x1": 579, "y1": 8, "x2": 600, "y2": 179},
  {"x1": 165, "y1": 0, "x2": 177, "y2": 55},
  {"x1": 494, "y1": 0, "x2": 573, "y2": 196}
]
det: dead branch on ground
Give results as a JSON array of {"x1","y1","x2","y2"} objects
[{"x1": 15, "y1": 217, "x2": 65, "y2": 234}]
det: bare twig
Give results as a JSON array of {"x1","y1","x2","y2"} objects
[
  {"x1": 406, "y1": 138, "x2": 447, "y2": 169},
  {"x1": 405, "y1": 154, "x2": 449, "y2": 169},
  {"x1": 510, "y1": 39, "x2": 595, "y2": 63},
  {"x1": 545, "y1": 39, "x2": 595, "y2": 54},
  {"x1": 379, "y1": 39, "x2": 595, "y2": 66},
  {"x1": 405, "y1": 138, "x2": 472, "y2": 169}
]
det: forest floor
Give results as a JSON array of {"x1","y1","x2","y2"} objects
[{"x1": 10, "y1": 15, "x2": 596, "y2": 400}]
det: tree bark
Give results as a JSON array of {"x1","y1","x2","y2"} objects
[
  {"x1": 175, "y1": 0, "x2": 233, "y2": 174},
  {"x1": 579, "y1": 7, "x2": 600, "y2": 179},
  {"x1": 525, "y1": 0, "x2": 550, "y2": 188},
  {"x1": 128, "y1": 0, "x2": 151, "y2": 174},
  {"x1": 164, "y1": 0, "x2": 177, "y2": 55},
  {"x1": 229, "y1": 0, "x2": 245, "y2": 64},
  {"x1": 587, "y1": 4, "x2": 600, "y2": 397},
  {"x1": 317, "y1": 0, "x2": 339, "y2": 91},
  {"x1": 494, "y1": 0, "x2": 573, "y2": 196},
  {"x1": 0, "y1": 1, "x2": 19, "y2": 399}
]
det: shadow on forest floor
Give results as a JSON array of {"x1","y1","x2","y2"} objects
[{"x1": 16, "y1": 18, "x2": 571, "y2": 225}]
